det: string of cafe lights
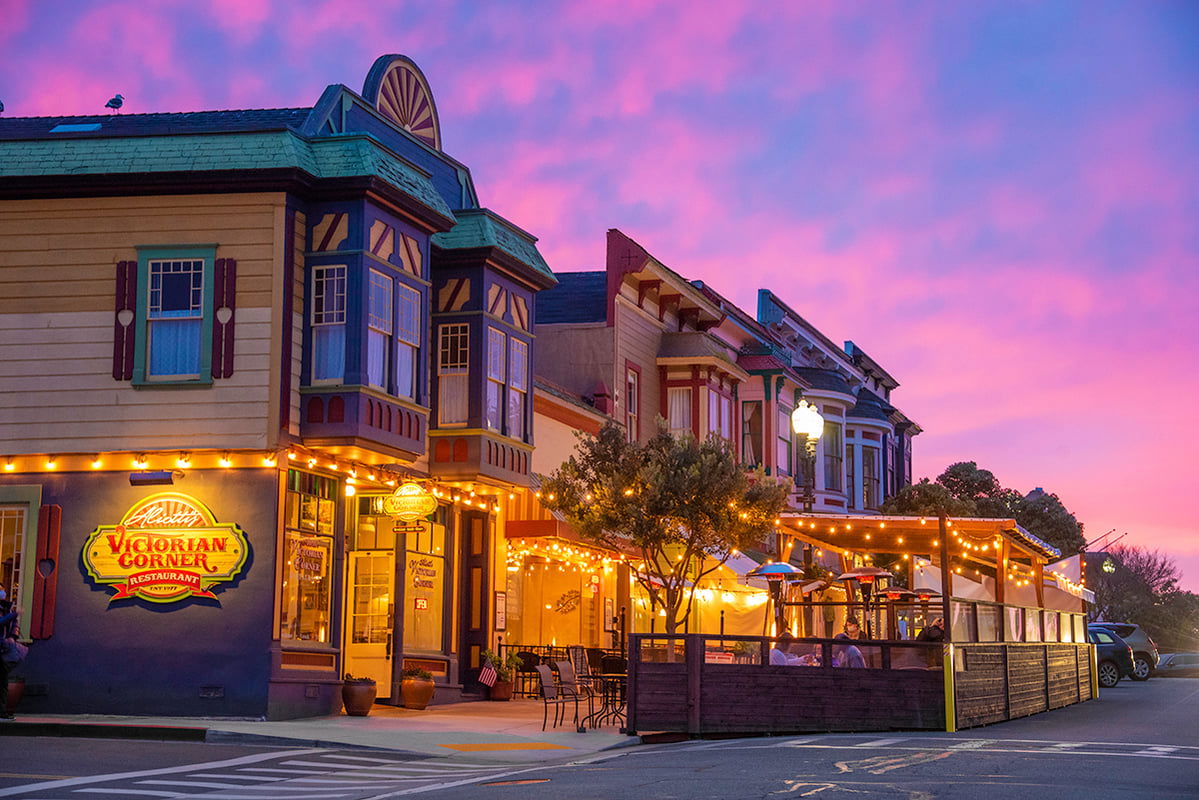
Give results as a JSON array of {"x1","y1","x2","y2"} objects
[{"x1": 506, "y1": 538, "x2": 626, "y2": 575}]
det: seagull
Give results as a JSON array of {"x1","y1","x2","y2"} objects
[{"x1": 105, "y1": 94, "x2": 124, "y2": 113}]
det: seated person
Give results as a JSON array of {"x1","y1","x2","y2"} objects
[
  {"x1": 769, "y1": 632, "x2": 801, "y2": 665},
  {"x1": 843, "y1": 617, "x2": 865, "y2": 640},
  {"x1": 916, "y1": 616, "x2": 946, "y2": 642},
  {"x1": 796, "y1": 651, "x2": 821, "y2": 667},
  {"x1": 831, "y1": 633, "x2": 867, "y2": 668}
]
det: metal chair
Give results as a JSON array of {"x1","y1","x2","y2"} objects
[
  {"x1": 600, "y1": 654, "x2": 628, "y2": 674},
  {"x1": 554, "y1": 659, "x2": 590, "y2": 732},
  {"x1": 515, "y1": 650, "x2": 541, "y2": 698},
  {"x1": 535, "y1": 664, "x2": 575, "y2": 731}
]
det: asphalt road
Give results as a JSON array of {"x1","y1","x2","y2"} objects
[{"x1": 0, "y1": 677, "x2": 1195, "y2": 799}]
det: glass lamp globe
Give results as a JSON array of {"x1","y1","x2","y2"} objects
[{"x1": 790, "y1": 399, "x2": 824, "y2": 439}]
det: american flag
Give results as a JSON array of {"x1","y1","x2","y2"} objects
[{"x1": 478, "y1": 661, "x2": 498, "y2": 687}]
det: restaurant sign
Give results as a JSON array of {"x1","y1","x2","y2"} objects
[
  {"x1": 83, "y1": 493, "x2": 249, "y2": 603},
  {"x1": 382, "y1": 482, "x2": 438, "y2": 522}
]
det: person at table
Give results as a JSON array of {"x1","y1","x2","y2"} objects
[
  {"x1": 832, "y1": 633, "x2": 867, "y2": 668},
  {"x1": 770, "y1": 632, "x2": 801, "y2": 665},
  {"x1": 916, "y1": 616, "x2": 945, "y2": 642},
  {"x1": 843, "y1": 617, "x2": 865, "y2": 640}
]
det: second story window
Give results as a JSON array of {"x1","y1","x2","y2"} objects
[
  {"x1": 625, "y1": 367, "x2": 640, "y2": 442},
  {"x1": 146, "y1": 258, "x2": 204, "y2": 380},
  {"x1": 486, "y1": 327, "x2": 505, "y2": 431},
  {"x1": 846, "y1": 443, "x2": 857, "y2": 509},
  {"x1": 741, "y1": 401, "x2": 762, "y2": 466},
  {"x1": 776, "y1": 404, "x2": 792, "y2": 476},
  {"x1": 508, "y1": 338, "x2": 529, "y2": 440},
  {"x1": 437, "y1": 323, "x2": 469, "y2": 425},
  {"x1": 312, "y1": 265, "x2": 347, "y2": 383},
  {"x1": 863, "y1": 445, "x2": 880, "y2": 510},
  {"x1": 708, "y1": 391, "x2": 733, "y2": 441},
  {"x1": 367, "y1": 269, "x2": 393, "y2": 391},
  {"x1": 395, "y1": 284, "x2": 420, "y2": 400},
  {"x1": 668, "y1": 387, "x2": 692, "y2": 436},
  {"x1": 823, "y1": 421, "x2": 843, "y2": 492}
]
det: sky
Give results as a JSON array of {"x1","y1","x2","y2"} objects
[{"x1": 2, "y1": 1, "x2": 1197, "y2": 589}]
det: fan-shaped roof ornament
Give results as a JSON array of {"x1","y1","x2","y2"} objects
[{"x1": 363, "y1": 54, "x2": 442, "y2": 150}]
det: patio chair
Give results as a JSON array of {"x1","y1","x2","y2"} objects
[
  {"x1": 585, "y1": 647, "x2": 606, "y2": 674},
  {"x1": 600, "y1": 654, "x2": 628, "y2": 675},
  {"x1": 567, "y1": 645, "x2": 597, "y2": 692},
  {"x1": 515, "y1": 650, "x2": 541, "y2": 698},
  {"x1": 554, "y1": 659, "x2": 590, "y2": 731},
  {"x1": 534, "y1": 664, "x2": 576, "y2": 731}
]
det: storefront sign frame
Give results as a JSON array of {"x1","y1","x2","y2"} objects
[{"x1": 495, "y1": 591, "x2": 507, "y2": 631}]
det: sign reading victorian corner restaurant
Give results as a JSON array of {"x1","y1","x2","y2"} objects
[
  {"x1": 382, "y1": 482, "x2": 438, "y2": 522},
  {"x1": 84, "y1": 493, "x2": 249, "y2": 603}
]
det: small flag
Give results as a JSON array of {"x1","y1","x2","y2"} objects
[{"x1": 478, "y1": 662, "x2": 498, "y2": 687}]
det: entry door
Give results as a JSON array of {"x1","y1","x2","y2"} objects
[
  {"x1": 345, "y1": 551, "x2": 395, "y2": 698},
  {"x1": 458, "y1": 512, "x2": 490, "y2": 686}
]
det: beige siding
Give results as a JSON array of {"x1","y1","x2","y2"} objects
[
  {"x1": 287, "y1": 210, "x2": 305, "y2": 437},
  {"x1": 0, "y1": 193, "x2": 287, "y2": 453},
  {"x1": 614, "y1": 297, "x2": 666, "y2": 442}
]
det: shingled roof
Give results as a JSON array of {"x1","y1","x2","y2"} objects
[
  {"x1": 536, "y1": 271, "x2": 607, "y2": 324},
  {"x1": 0, "y1": 109, "x2": 312, "y2": 140},
  {"x1": 431, "y1": 208, "x2": 555, "y2": 285}
]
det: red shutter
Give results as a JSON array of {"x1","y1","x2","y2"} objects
[
  {"x1": 211, "y1": 258, "x2": 237, "y2": 378},
  {"x1": 30, "y1": 504, "x2": 62, "y2": 640},
  {"x1": 112, "y1": 260, "x2": 136, "y2": 380}
]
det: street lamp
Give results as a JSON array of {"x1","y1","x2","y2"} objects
[{"x1": 790, "y1": 399, "x2": 824, "y2": 512}]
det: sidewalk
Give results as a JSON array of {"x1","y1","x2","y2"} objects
[{"x1": 0, "y1": 698, "x2": 641, "y2": 764}]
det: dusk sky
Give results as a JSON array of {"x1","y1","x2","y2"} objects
[{"x1": 3, "y1": 1, "x2": 1197, "y2": 588}]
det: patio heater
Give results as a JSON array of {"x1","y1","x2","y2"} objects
[
  {"x1": 790, "y1": 399, "x2": 824, "y2": 512},
  {"x1": 747, "y1": 561, "x2": 803, "y2": 635},
  {"x1": 835, "y1": 566, "x2": 893, "y2": 638}
]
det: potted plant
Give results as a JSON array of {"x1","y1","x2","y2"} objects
[
  {"x1": 5, "y1": 674, "x2": 24, "y2": 715},
  {"x1": 341, "y1": 673, "x2": 377, "y2": 717},
  {"x1": 480, "y1": 649, "x2": 523, "y2": 701},
  {"x1": 400, "y1": 668, "x2": 436, "y2": 710}
]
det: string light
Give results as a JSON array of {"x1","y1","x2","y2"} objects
[
  {"x1": 219, "y1": 453, "x2": 233, "y2": 468},
  {"x1": 132, "y1": 454, "x2": 148, "y2": 469}
]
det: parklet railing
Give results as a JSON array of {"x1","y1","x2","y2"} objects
[{"x1": 626, "y1": 634, "x2": 1094, "y2": 736}]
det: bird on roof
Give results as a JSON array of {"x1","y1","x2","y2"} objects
[{"x1": 105, "y1": 94, "x2": 124, "y2": 113}]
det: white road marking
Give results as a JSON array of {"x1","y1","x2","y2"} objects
[
  {"x1": 195, "y1": 795, "x2": 350, "y2": 800},
  {"x1": 317, "y1": 755, "x2": 419, "y2": 764},
  {"x1": 0, "y1": 748, "x2": 323, "y2": 798},
  {"x1": 73, "y1": 791, "x2": 186, "y2": 797},
  {"x1": 359, "y1": 766, "x2": 548, "y2": 798},
  {"x1": 137, "y1": 779, "x2": 254, "y2": 789},
  {"x1": 193, "y1": 773, "x2": 283, "y2": 782},
  {"x1": 947, "y1": 739, "x2": 993, "y2": 750},
  {"x1": 855, "y1": 738, "x2": 905, "y2": 747},
  {"x1": 238, "y1": 767, "x2": 330, "y2": 775}
]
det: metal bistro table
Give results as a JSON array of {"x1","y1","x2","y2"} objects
[{"x1": 580, "y1": 673, "x2": 627, "y2": 732}]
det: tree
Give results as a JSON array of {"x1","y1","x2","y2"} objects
[
  {"x1": 539, "y1": 421, "x2": 790, "y2": 635},
  {"x1": 879, "y1": 479, "x2": 976, "y2": 517},
  {"x1": 1011, "y1": 488, "x2": 1085, "y2": 556},
  {"x1": 936, "y1": 462, "x2": 1002, "y2": 503},
  {"x1": 1091, "y1": 544, "x2": 1198, "y2": 651}
]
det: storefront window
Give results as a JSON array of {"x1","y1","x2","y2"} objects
[
  {"x1": 280, "y1": 470, "x2": 336, "y2": 644},
  {"x1": 403, "y1": 522, "x2": 446, "y2": 652}
]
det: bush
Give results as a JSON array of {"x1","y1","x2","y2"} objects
[{"x1": 402, "y1": 668, "x2": 433, "y2": 681}]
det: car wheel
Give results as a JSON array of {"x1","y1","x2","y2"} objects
[
  {"x1": 1098, "y1": 660, "x2": 1121, "y2": 688},
  {"x1": 1131, "y1": 656, "x2": 1152, "y2": 681}
]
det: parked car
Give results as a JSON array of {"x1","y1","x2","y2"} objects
[
  {"x1": 1089, "y1": 622, "x2": 1159, "y2": 681},
  {"x1": 1156, "y1": 653, "x2": 1199, "y2": 678},
  {"x1": 1088, "y1": 628, "x2": 1134, "y2": 688}
]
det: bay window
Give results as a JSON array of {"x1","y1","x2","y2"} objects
[
  {"x1": 668, "y1": 387, "x2": 692, "y2": 436},
  {"x1": 486, "y1": 327, "x2": 505, "y2": 431}
]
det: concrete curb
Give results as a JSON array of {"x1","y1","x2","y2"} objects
[{"x1": 0, "y1": 720, "x2": 207, "y2": 742}]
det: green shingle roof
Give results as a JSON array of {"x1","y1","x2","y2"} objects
[
  {"x1": 0, "y1": 130, "x2": 453, "y2": 220},
  {"x1": 432, "y1": 208, "x2": 554, "y2": 283}
]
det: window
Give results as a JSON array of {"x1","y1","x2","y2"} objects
[
  {"x1": 404, "y1": 521, "x2": 447, "y2": 652},
  {"x1": 312, "y1": 265, "x2": 347, "y2": 383},
  {"x1": 508, "y1": 338, "x2": 529, "y2": 440},
  {"x1": 280, "y1": 470, "x2": 336, "y2": 644},
  {"x1": 486, "y1": 327, "x2": 506, "y2": 431},
  {"x1": 823, "y1": 422, "x2": 843, "y2": 491},
  {"x1": 863, "y1": 445, "x2": 880, "y2": 510},
  {"x1": 146, "y1": 258, "x2": 205, "y2": 379},
  {"x1": 846, "y1": 443, "x2": 857, "y2": 509},
  {"x1": 720, "y1": 395, "x2": 733, "y2": 441},
  {"x1": 741, "y1": 401, "x2": 762, "y2": 466},
  {"x1": 367, "y1": 269, "x2": 393, "y2": 390},
  {"x1": 668, "y1": 387, "x2": 692, "y2": 436},
  {"x1": 0, "y1": 506, "x2": 27, "y2": 611},
  {"x1": 776, "y1": 404, "x2": 792, "y2": 476},
  {"x1": 395, "y1": 283, "x2": 420, "y2": 400},
  {"x1": 625, "y1": 367, "x2": 640, "y2": 442},
  {"x1": 437, "y1": 323, "x2": 469, "y2": 425},
  {"x1": 708, "y1": 391, "x2": 733, "y2": 441}
]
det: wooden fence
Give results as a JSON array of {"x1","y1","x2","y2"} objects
[{"x1": 627, "y1": 634, "x2": 1094, "y2": 736}]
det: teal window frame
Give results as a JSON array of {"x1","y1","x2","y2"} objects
[{"x1": 132, "y1": 245, "x2": 217, "y2": 387}]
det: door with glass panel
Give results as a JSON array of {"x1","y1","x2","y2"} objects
[{"x1": 345, "y1": 552, "x2": 395, "y2": 698}]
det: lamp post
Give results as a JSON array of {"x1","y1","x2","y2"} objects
[{"x1": 790, "y1": 399, "x2": 824, "y2": 512}]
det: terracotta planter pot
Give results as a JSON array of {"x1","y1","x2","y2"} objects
[
  {"x1": 401, "y1": 678, "x2": 436, "y2": 710},
  {"x1": 6, "y1": 677, "x2": 24, "y2": 714},
  {"x1": 341, "y1": 680, "x2": 377, "y2": 716},
  {"x1": 489, "y1": 680, "x2": 513, "y2": 701}
]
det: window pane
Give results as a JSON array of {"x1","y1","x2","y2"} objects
[
  {"x1": 148, "y1": 318, "x2": 202, "y2": 377},
  {"x1": 742, "y1": 402, "x2": 762, "y2": 466},
  {"x1": 396, "y1": 284, "x2": 421, "y2": 345},
  {"x1": 776, "y1": 406, "x2": 791, "y2": 475},
  {"x1": 668, "y1": 387, "x2": 691, "y2": 434},
  {"x1": 438, "y1": 324, "x2": 469, "y2": 371},
  {"x1": 368, "y1": 270, "x2": 393, "y2": 334},
  {"x1": 823, "y1": 422, "x2": 843, "y2": 491},
  {"x1": 507, "y1": 388, "x2": 526, "y2": 439},
  {"x1": 395, "y1": 342, "x2": 416, "y2": 399},
  {"x1": 486, "y1": 380, "x2": 502, "y2": 430},
  {"x1": 863, "y1": 445, "x2": 880, "y2": 509},
  {"x1": 279, "y1": 470, "x2": 336, "y2": 645},
  {"x1": 0, "y1": 505, "x2": 27, "y2": 605},
  {"x1": 312, "y1": 266, "x2": 347, "y2": 324},
  {"x1": 509, "y1": 339, "x2": 528, "y2": 391},
  {"x1": 313, "y1": 324, "x2": 345, "y2": 382},
  {"x1": 488, "y1": 328, "x2": 506, "y2": 380},
  {"x1": 367, "y1": 329, "x2": 388, "y2": 389},
  {"x1": 625, "y1": 369, "x2": 639, "y2": 441}
]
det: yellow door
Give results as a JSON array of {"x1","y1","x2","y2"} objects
[{"x1": 345, "y1": 551, "x2": 395, "y2": 698}]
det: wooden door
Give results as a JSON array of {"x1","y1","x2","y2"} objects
[{"x1": 457, "y1": 511, "x2": 490, "y2": 687}]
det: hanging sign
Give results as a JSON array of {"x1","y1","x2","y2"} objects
[
  {"x1": 83, "y1": 493, "x2": 249, "y2": 603},
  {"x1": 382, "y1": 482, "x2": 438, "y2": 522}
]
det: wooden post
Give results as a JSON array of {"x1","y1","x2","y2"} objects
[
  {"x1": 1034, "y1": 561, "x2": 1045, "y2": 609},
  {"x1": 996, "y1": 539, "x2": 1008, "y2": 642},
  {"x1": 938, "y1": 514, "x2": 953, "y2": 642},
  {"x1": 626, "y1": 633, "x2": 640, "y2": 735},
  {"x1": 686, "y1": 633, "x2": 703, "y2": 735},
  {"x1": 942, "y1": 643, "x2": 957, "y2": 732}
]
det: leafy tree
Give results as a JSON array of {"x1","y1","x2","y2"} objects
[
  {"x1": 1091, "y1": 544, "x2": 1198, "y2": 650},
  {"x1": 879, "y1": 479, "x2": 976, "y2": 517},
  {"x1": 937, "y1": 462, "x2": 1002, "y2": 503},
  {"x1": 1012, "y1": 488, "x2": 1085, "y2": 556},
  {"x1": 539, "y1": 421, "x2": 790, "y2": 635}
]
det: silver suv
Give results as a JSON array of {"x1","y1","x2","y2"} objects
[{"x1": 1089, "y1": 622, "x2": 1159, "y2": 681}]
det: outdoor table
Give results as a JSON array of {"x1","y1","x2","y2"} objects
[{"x1": 580, "y1": 673, "x2": 626, "y2": 732}]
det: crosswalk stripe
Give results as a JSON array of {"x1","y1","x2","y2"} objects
[
  {"x1": 138, "y1": 779, "x2": 251, "y2": 789},
  {"x1": 192, "y1": 773, "x2": 283, "y2": 782},
  {"x1": 73, "y1": 790, "x2": 184, "y2": 797},
  {"x1": 855, "y1": 738, "x2": 905, "y2": 747},
  {"x1": 239, "y1": 768, "x2": 330, "y2": 775}
]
